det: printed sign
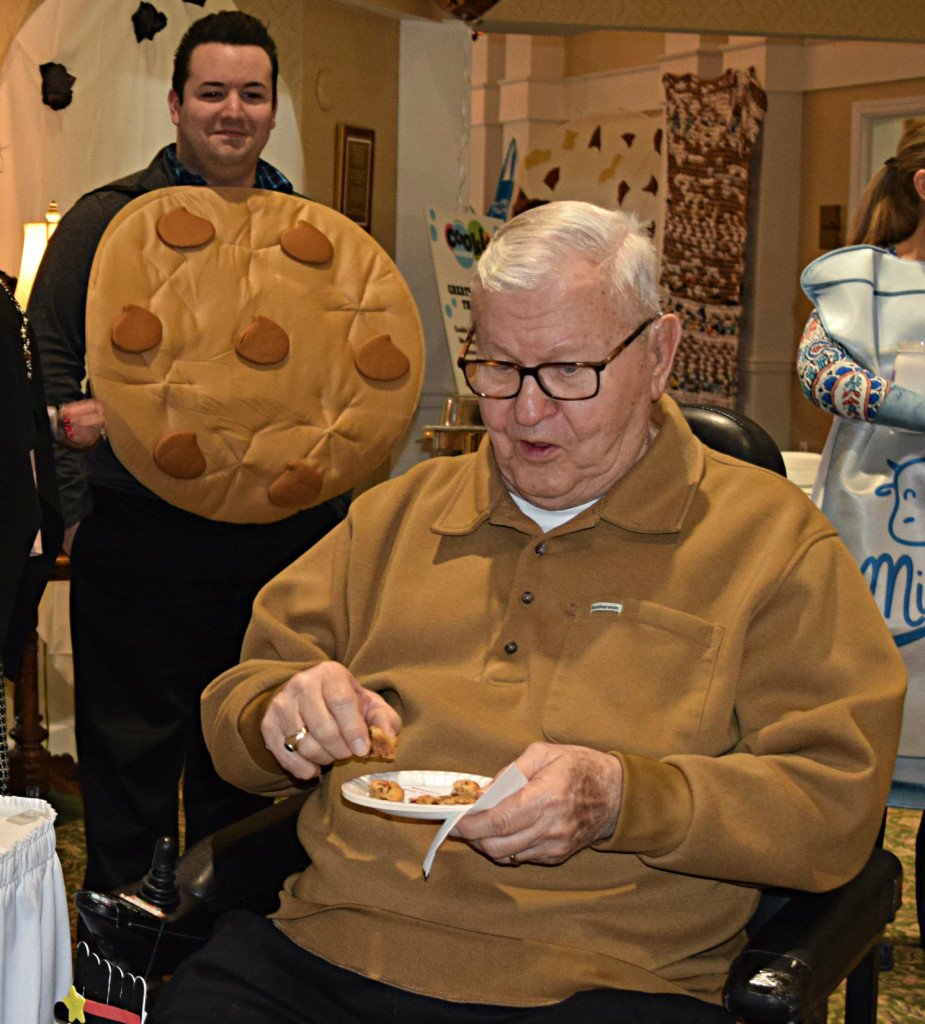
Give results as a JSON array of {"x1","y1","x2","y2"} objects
[{"x1": 425, "y1": 207, "x2": 505, "y2": 393}]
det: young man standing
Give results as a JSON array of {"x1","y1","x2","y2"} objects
[{"x1": 29, "y1": 10, "x2": 349, "y2": 893}]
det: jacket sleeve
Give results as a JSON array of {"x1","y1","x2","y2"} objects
[
  {"x1": 798, "y1": 310, "x2": 925, "y2": 432},
  {"x1": 27, "y1": 193, "x2": 120, "y2": 526},
  {"x1": 595, "y1": 529, "x2": 906, "y2": 893}
]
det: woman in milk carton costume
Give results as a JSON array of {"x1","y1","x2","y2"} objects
[{"x1": 798, "y1": 118, "x2": 925, "y2": 946}]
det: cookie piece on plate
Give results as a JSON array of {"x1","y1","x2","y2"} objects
[{"x1": 368, "y1": 778, "x2": 404, "y2": 802}]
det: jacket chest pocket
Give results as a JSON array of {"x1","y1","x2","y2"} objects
[{"x1": 542, "y1": 597, "x2": 725, "y2": 757}]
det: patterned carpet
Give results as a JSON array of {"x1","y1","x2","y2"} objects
[
  {"x1": 828, "y1": 807, "x2": 924, "y2": 1024},
  {"x1": 51, "y1": 797, "x2": 923, "y2": 1021}
]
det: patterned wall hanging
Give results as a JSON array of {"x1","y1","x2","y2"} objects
[
  {"x1": 660, "y1": 67, "x2": 767, "y2": 407},
  {"x1": 517, "y1": 113, "x2": 665, "y2": 247}
]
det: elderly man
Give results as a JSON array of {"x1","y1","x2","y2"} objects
[
  {"x1": 28, "y1": 10, "x2": 349, "y2": 893},
  {"x1": 150, "y1": 201, "x2": 904, "y2": 1023}
]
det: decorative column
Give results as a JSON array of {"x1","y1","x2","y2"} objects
[
  {"x1": 723, "y1": 38, "x2": 805, "y2": 444},
  {"x1": 470, "y1": 33, "x2": 505, "y2": 216}
]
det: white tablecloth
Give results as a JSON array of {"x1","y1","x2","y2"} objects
[{"x1": 0, "y1": 795, "x2": 72, "y2": 1024}]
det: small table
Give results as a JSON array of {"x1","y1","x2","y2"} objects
[{"x1": 8, "y1": 553, "x2": 77, "y2": 796}]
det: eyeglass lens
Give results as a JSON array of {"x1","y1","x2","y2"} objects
[{"x1": 464, "y1": 361, "x2": 598, "y2": 400}]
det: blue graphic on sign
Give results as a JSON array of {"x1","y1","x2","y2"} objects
[
  {"x1": 876, "y1": 458, "x2": 925, "y2": 546},
  {"x1": 445, "y1": 220, "x2": 491, "y2": 269},
  {"x1": 862, "y1": 457, "x2": 925, "y2": 645}
]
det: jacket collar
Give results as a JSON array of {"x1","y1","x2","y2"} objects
[{"x1": 431, "y1": 395, "x2": 703, "y2": 538}]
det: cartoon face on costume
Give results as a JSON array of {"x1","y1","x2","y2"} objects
[
  {"x1": 876, "y1": 457, "x2": 925, "y2": 546},
  {"x1": 85, "y1": 186, "x2": 424, "y2": 523}
]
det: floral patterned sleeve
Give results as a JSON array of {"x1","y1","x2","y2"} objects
[{"x1": 797, "y1": 312, "x2": 890, "y2": 421}]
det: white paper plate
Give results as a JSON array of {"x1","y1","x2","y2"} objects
[{"x1": 341, "y1": 770, "x2": 492, "y2": 820}]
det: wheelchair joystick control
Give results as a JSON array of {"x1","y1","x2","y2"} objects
[{"x1": 139, "y1": 836, "x2": 181, "y2": 912}]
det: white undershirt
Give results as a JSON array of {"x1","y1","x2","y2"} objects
[{"x1": 508, "y1": 492, "x2": 598, "y2": 532}]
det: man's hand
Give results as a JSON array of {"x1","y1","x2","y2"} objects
[
  {"x1": 454, "y1": 743, "x2": 623, "y2": 866},
  {"x1": 260, "y1": 661, "x2": 402, "y2": 781}
]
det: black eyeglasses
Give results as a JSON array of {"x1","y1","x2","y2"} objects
[{"x1": 457, "y1": 317, "x2": 659, "y2": 401}]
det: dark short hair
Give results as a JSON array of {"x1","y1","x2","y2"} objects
[{"x1": 172, "y1": 10, "x2": 278, "y2": 102}]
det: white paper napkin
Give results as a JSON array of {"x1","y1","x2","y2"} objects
[{"x1": 422, "y1": 763, "x2": 528, "y2": 878}]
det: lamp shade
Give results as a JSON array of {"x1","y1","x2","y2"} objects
[
  {"x1": 14, "y1": 203, "x2": 60, "y2": 308},
  {"x1": 14, "y1": 222, "x2": 48, "y2": 307}
]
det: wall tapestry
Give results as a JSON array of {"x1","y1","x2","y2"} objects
[
  {"x1": 516, "y1": 112, "x2": 665, "y2": 250},
  {"x1": 660, "y1": 67, "x2": 767, "y2": 407}
]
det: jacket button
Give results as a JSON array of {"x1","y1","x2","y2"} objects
[
  {"x1": 534, "y1": 542, "x2": 547, "y2": 556},
  {"x1": 504, "y1": 641, "x2": 518, "y2": 655},
  {"x1": 521, "y1": 591, "x2": 534, "y2": 605}
]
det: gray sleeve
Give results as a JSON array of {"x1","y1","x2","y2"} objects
[{"x1": 27, "y1": 191, "x2": 127, "y2": 525}]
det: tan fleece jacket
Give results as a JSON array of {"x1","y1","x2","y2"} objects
[{"x1": 201, "y1": 396, "x2": 905, "y2": 1007}]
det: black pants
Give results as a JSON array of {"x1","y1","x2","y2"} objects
[
  {"x1": 917, "y1": 811, "x2": 925, "y2": 946},
  {"x1": 147, "y1": 910, "x2": 737, "y2": 1024},
  {"x1": 70, "y1": 486, "x2": 347, "y2": 891}
]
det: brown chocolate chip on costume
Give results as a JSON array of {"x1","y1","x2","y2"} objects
[
  {"x1": 354, "y1": 334, "x2": 410, "y2": 381},
  {"x1": 235, "y1": 316, "x2": 290, "y2": 365},
  {"x1": 111, "y1": 304, "x2": 163, "y2": 353},
  {"x1": 280, "y1": 221, "x2": 334, "y2": 265},
  {"x1": 154, "y1": 432, "x2": 207, "y2": 479},
  {"x1": 268, "y1": 462, "x2": 324, "y2": 508},
  {"x1": 156, "y1": 207, "x2": 216, "y2": 249}
]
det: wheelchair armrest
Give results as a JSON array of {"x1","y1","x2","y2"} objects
[
  {"x1": 723, "y1": 847, "x2": 903, "y2": 1022},
  {"x1": 175, "y1": 789, "x2": 313, "y2": 912}
]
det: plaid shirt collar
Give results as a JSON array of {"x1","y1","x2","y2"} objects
[{"x1": 164, "y1": 143, "x2": 293, "y2": 194}]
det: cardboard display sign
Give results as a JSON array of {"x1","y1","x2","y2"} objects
[{"x1": 424, "y1": 207, "x2": 505, "y2": 394}]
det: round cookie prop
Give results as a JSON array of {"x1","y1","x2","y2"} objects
[{"x1": 85, "y1": 186, "x2": 425, "y2": 523}]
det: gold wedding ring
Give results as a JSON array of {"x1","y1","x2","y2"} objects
[
  {"x1": 508, "y1": 853, "x2": 519, "y2": 866},
  {"x1": 284, "y1": 725, "x2": 308, "y2": 753}
]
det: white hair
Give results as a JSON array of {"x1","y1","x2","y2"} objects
[{"x1": 473, "y1": 201, "x2": 660, "y2": 319}]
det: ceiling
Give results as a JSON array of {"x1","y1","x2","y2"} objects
[{"x1": 341, "y1": 0, "x2": 925, "y2": 43}]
